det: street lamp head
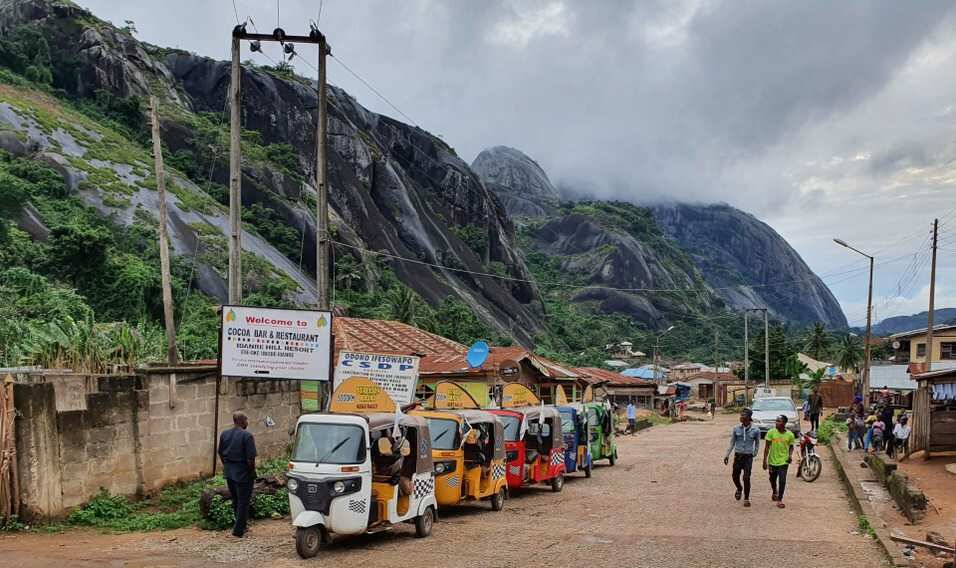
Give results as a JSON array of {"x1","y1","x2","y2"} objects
[
  {"x1": 833, "y1": 238, "x2": 849, "y2": 248},
  {"x1": 666, "y1": 325, "x2": 675, "y2": 333}
]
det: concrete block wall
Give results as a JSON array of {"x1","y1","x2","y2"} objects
[{"x1": 14, "y1": 369, "x2": 302, "y2": 520}]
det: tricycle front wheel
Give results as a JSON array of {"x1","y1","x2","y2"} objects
[{"x1": 295, "y1": 526, "x2": 322, "y2": 559}]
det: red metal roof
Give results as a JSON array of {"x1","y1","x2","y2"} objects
[
  {"x1": 333, "y1": 317, "x2": 467, "y2": 359},
  {"x1": 573, "y1": 367, "x2": 655, "y2": 386},
  {"x1": 331, "y1": 319, "x2": 579, "y2": 378}
]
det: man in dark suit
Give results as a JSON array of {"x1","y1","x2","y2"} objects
[{"x1": 218, "y1": 411, "x2": 257, "y2": 537}]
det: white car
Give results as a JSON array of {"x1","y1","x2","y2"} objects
[{"x1": 750, "y1": 397, "x2": 800, "y2": 437}]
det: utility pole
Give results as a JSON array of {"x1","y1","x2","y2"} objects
[
  {"x1": 713, "y1": 328, "x2": 719, "y2": 374},
  {"x1": 743, "y1": 312, "x2": 749, "y2": 403},
  {"x1": 834, "y1": 238, "x2": 875, "y2": 397},
  {"x1": 763, "y1": 308, "x2": 770, "y2": 389},
  {"x1": 149, "y1": 96, "x2": 179, "y2": 408},
  {"x1": 228, "y1": 32, "x2": 242, "y2": 305},
  {"x1": 315, "y1": 33, "x2": 330, "y2": 311},
  {"x1": 226, "y1": 24, "x2": 333, "y2": 413},
  {"x1": 925, "y1": 219, "x2": 939, "y2": 372}
]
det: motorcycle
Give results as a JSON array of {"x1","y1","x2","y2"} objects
[{"x1": 797, "y1": 431, "x2": 822, "y2": 482}]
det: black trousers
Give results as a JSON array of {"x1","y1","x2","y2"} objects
[
  {"x1": 809, "y1": 413, "x2": 820, "y2": 432},
  {"x1": 769, "y1": 464, "x2": 789, "y2": 500},
  {"x1": 227, "y1": 478, "x2": 253, "y2": 536},
  {"x1": 732, "y1": 453, "x2": 753, "y2": 499}
]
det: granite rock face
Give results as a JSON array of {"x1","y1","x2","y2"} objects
[
  {"x1": 0, "y1": 0, "x2": 546, "y2": 344},
  {"x1": 652, "y1": 203, "x2": 847, "y2": 327}
]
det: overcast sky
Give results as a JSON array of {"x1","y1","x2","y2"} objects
[{"x1": 78, "y1": 0, "x2": 956, "y2": 326}]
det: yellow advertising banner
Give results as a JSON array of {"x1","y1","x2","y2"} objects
[
  {"x1": 555, "y1": 385, "x2": 568, "y2": 405},
  {"x1": 434, "y1": 381, "x2": 481, "y2": 409},
  {"x1": 583, "y1": 385, "x2": 594, "y2": 403},
  {"x1": 501, "y1": 383, "x2": 539, "y2": 408},
  {"x1": 329, "y1": 377, "x2": 397, "y2": 414}
]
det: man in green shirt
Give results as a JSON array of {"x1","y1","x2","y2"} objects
[{"x1": 762, "y1": 414, "x2": 795, "y2": 509}]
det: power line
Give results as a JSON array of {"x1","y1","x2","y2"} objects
[
  {"x1": 329, "y1": 53, "x2": 419, "y2": 126},
  {"x1": 231, "y1": 0, "x2": 241, "y2": 25},
  {"x1": 330, "y1": 239, "x2": 917, "y2": 296}
]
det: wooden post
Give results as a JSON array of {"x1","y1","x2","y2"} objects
[
  {"x1": 149, "y1": 96, "x2": 179, "y2": 407},
  {"x1": 924, "y1": 219, "x2": 938, "y2": 372},
  {"x1": 228, "y1": 34, "x2": 243, "y2": 305}
]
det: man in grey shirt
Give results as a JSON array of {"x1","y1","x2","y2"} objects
[{"x1": 724, "y1": 408, "x2": 760, "y2": 507}]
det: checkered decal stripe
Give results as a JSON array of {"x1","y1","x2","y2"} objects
[
  {"x1": 414, "y1": 477, "x2": 435, "y2": 500},
  {"x1": 492, "y1": 464, "x2": 506, "y2": 480},
  {"x1": 445, "y1": 475, "x2": 460, "y2": 488},
  {"x1": 550, "y1": 451, "x2": 564, "y2": 466},
  {"x1": 347, "y1": 499, "x2": 366, "y2": 514}
]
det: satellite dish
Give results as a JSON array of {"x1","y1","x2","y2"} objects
[{"x1": 466, "y1": 341, "x2": 490, "y2": 369}]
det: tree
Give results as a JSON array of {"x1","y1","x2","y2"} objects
[
  {"x1": 803, "y1": 322, "x2": 831, "y2": 360},
  {"x1": 783, "y1": 354, "x2": 808, "y2": 383},
  {"x1": 835, "y1": 334, "x2": 863, "y2": 372},
  {"x1": 748, "y1": 324, "x2": 796, "y2": 381}
]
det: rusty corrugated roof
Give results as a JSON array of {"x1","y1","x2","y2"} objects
[{"x1": 574, "y1": 367, "x2": 655, "y2": 386}]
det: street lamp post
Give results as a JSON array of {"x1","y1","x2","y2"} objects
[
  {"x1": 655, "y1": 326, "x2": 676, "y2": 384},
  {"x1": 834, "y1": 238, "x2": 874, "y2": 399}
]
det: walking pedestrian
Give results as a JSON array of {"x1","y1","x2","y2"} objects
[
  {"x1": 724, "y1": 408, "x2": 760, "y2": 507},
  {"x1": 626, "y1": 400, "x2": 637, "y2": 434},
  {"x1": 218, "y1": 411, "x2": 257, "y2": 537},
  {"x1": 762, "y1": 415, "x2": 795, "y2": 509},
  {"x1": 890, "y1": 415, "x2": 911, "y2": 459},
  {"x1": 807, "y1": 386, "x2": 823, "y2": 432}
]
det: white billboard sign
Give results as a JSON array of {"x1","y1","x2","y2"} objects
[
  {"x1": 220, "y1": 306, "x2": 332, "y2": 380},
  {"x1": 333, "y1": 351, "x2": 420, "y2": 406}
]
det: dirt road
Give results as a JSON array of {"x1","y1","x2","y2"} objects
[{"x1": 2, "y1": 415, "x2": 889, "y2": 567}]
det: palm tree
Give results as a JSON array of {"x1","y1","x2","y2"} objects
[
  {"x1": 783, "y1": 354, "x2": 809, "y2": 383},
  {"x1": 803, "y1": 322, "x2": 832, "y2": 360},
  {"x1": 835, "y1": 334, "x2": 863, "y2": 373}
]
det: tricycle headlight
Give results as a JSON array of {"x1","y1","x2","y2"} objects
[
  {"x1": 287, "y1": 478, "x2": 298, "y2": 492},
  {"x1": 333, "y1": 481, "x2": 346, "y2": 494},
  {"x1": 435, "y1": 462, "x2": 446, "y2": 474}
]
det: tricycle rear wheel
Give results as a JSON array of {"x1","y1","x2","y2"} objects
[
  {"x1": 295, "y1": 526, "x2": 322, "y2": 559},
  {"x1": 584, "y1": 461, "x2": 592, "y2": 478},
  {"x1": 550, "y1": 474, "x2": 564, "y2": 492},
  {"x1": 415, "y1": 507, "x2": 434, "y2": 538},
  {"x1": 491, "y1": 488, "x2": 505, "y2": 511},
  {"x1": 609, "y1": 450, "x2": 617, "y2": 466}
]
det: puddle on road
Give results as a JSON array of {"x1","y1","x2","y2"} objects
[{"x1": 859, "y1": 480, "x2": 891, "y2": 503}]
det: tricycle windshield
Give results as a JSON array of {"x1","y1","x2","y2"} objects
[
  {"x1": 293, "y1": 423, "x2": 366, "y2": 464},
  {"x1": 587, "y1": 408, "x2": 598, "y2": 426},
  {"x1": 559, "y1": 410, "x2": 574, "y2": 434},
  {"x1": 499, "y1": 415, "x2": 521, "y2": 441},
  {"x1": 426, "y1": 418, "x2": 460, "y2": 450}
]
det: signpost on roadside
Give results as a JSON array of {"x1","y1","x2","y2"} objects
[
  {"x1": 213, "y1": 306, "x2": 333, "y2": 474},
  {"x1": 333, "y1": 351, "x2": 420, "y2": 407}
]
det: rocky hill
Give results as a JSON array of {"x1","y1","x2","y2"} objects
[
  {"x1": 473, "y1": 146, "x2": 847, "y2": 328},
  {"x1": 0, "y1": 0, "x2": 544, "y2": 344},
  {"x1": 471, "y1": 146, "x2": 559, "y2": 218},
  {"x1": 868, "y1": 308, "x2": 956, "y2": 336},
  {"x1": 0, "y1": 0, "x2": 847, "y2": 368},
  {"x1": 651, "y1": 204, "x2": 847, "y2": 327}
]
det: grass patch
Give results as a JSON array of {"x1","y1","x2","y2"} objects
[
  {"x1": 856, "y1": 515, "x2": 877, "y2": 538},
  {"x1": 63, "y1": 457, "x2": 293, "y2": 533},
  {"x1": 816, "y1": 415, "x2": 848, "y2": 446}
]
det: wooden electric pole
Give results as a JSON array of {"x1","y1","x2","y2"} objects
[
  {"x1": 763, "y1": 308, "x2": 770, "y2": 389},
  {"x1": 149, "y1": 96, "x2": 179, "y2": 407},
  {"x1": 925, "y1": 219, "x2": 939, "y2": 372},
  {"x1": 316, "y1": 33, "x2": 330, "y2": 311},
  {"x1": 228, "y1": 33, "x2": 243, "y2": 305},
  {"x1": 743, "y1": 312, "x2": 749, "y2": 403}
]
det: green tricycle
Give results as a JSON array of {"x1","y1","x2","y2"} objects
[{"x1": 585, "y1": 402, "x2": 617, "y2": 466}]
